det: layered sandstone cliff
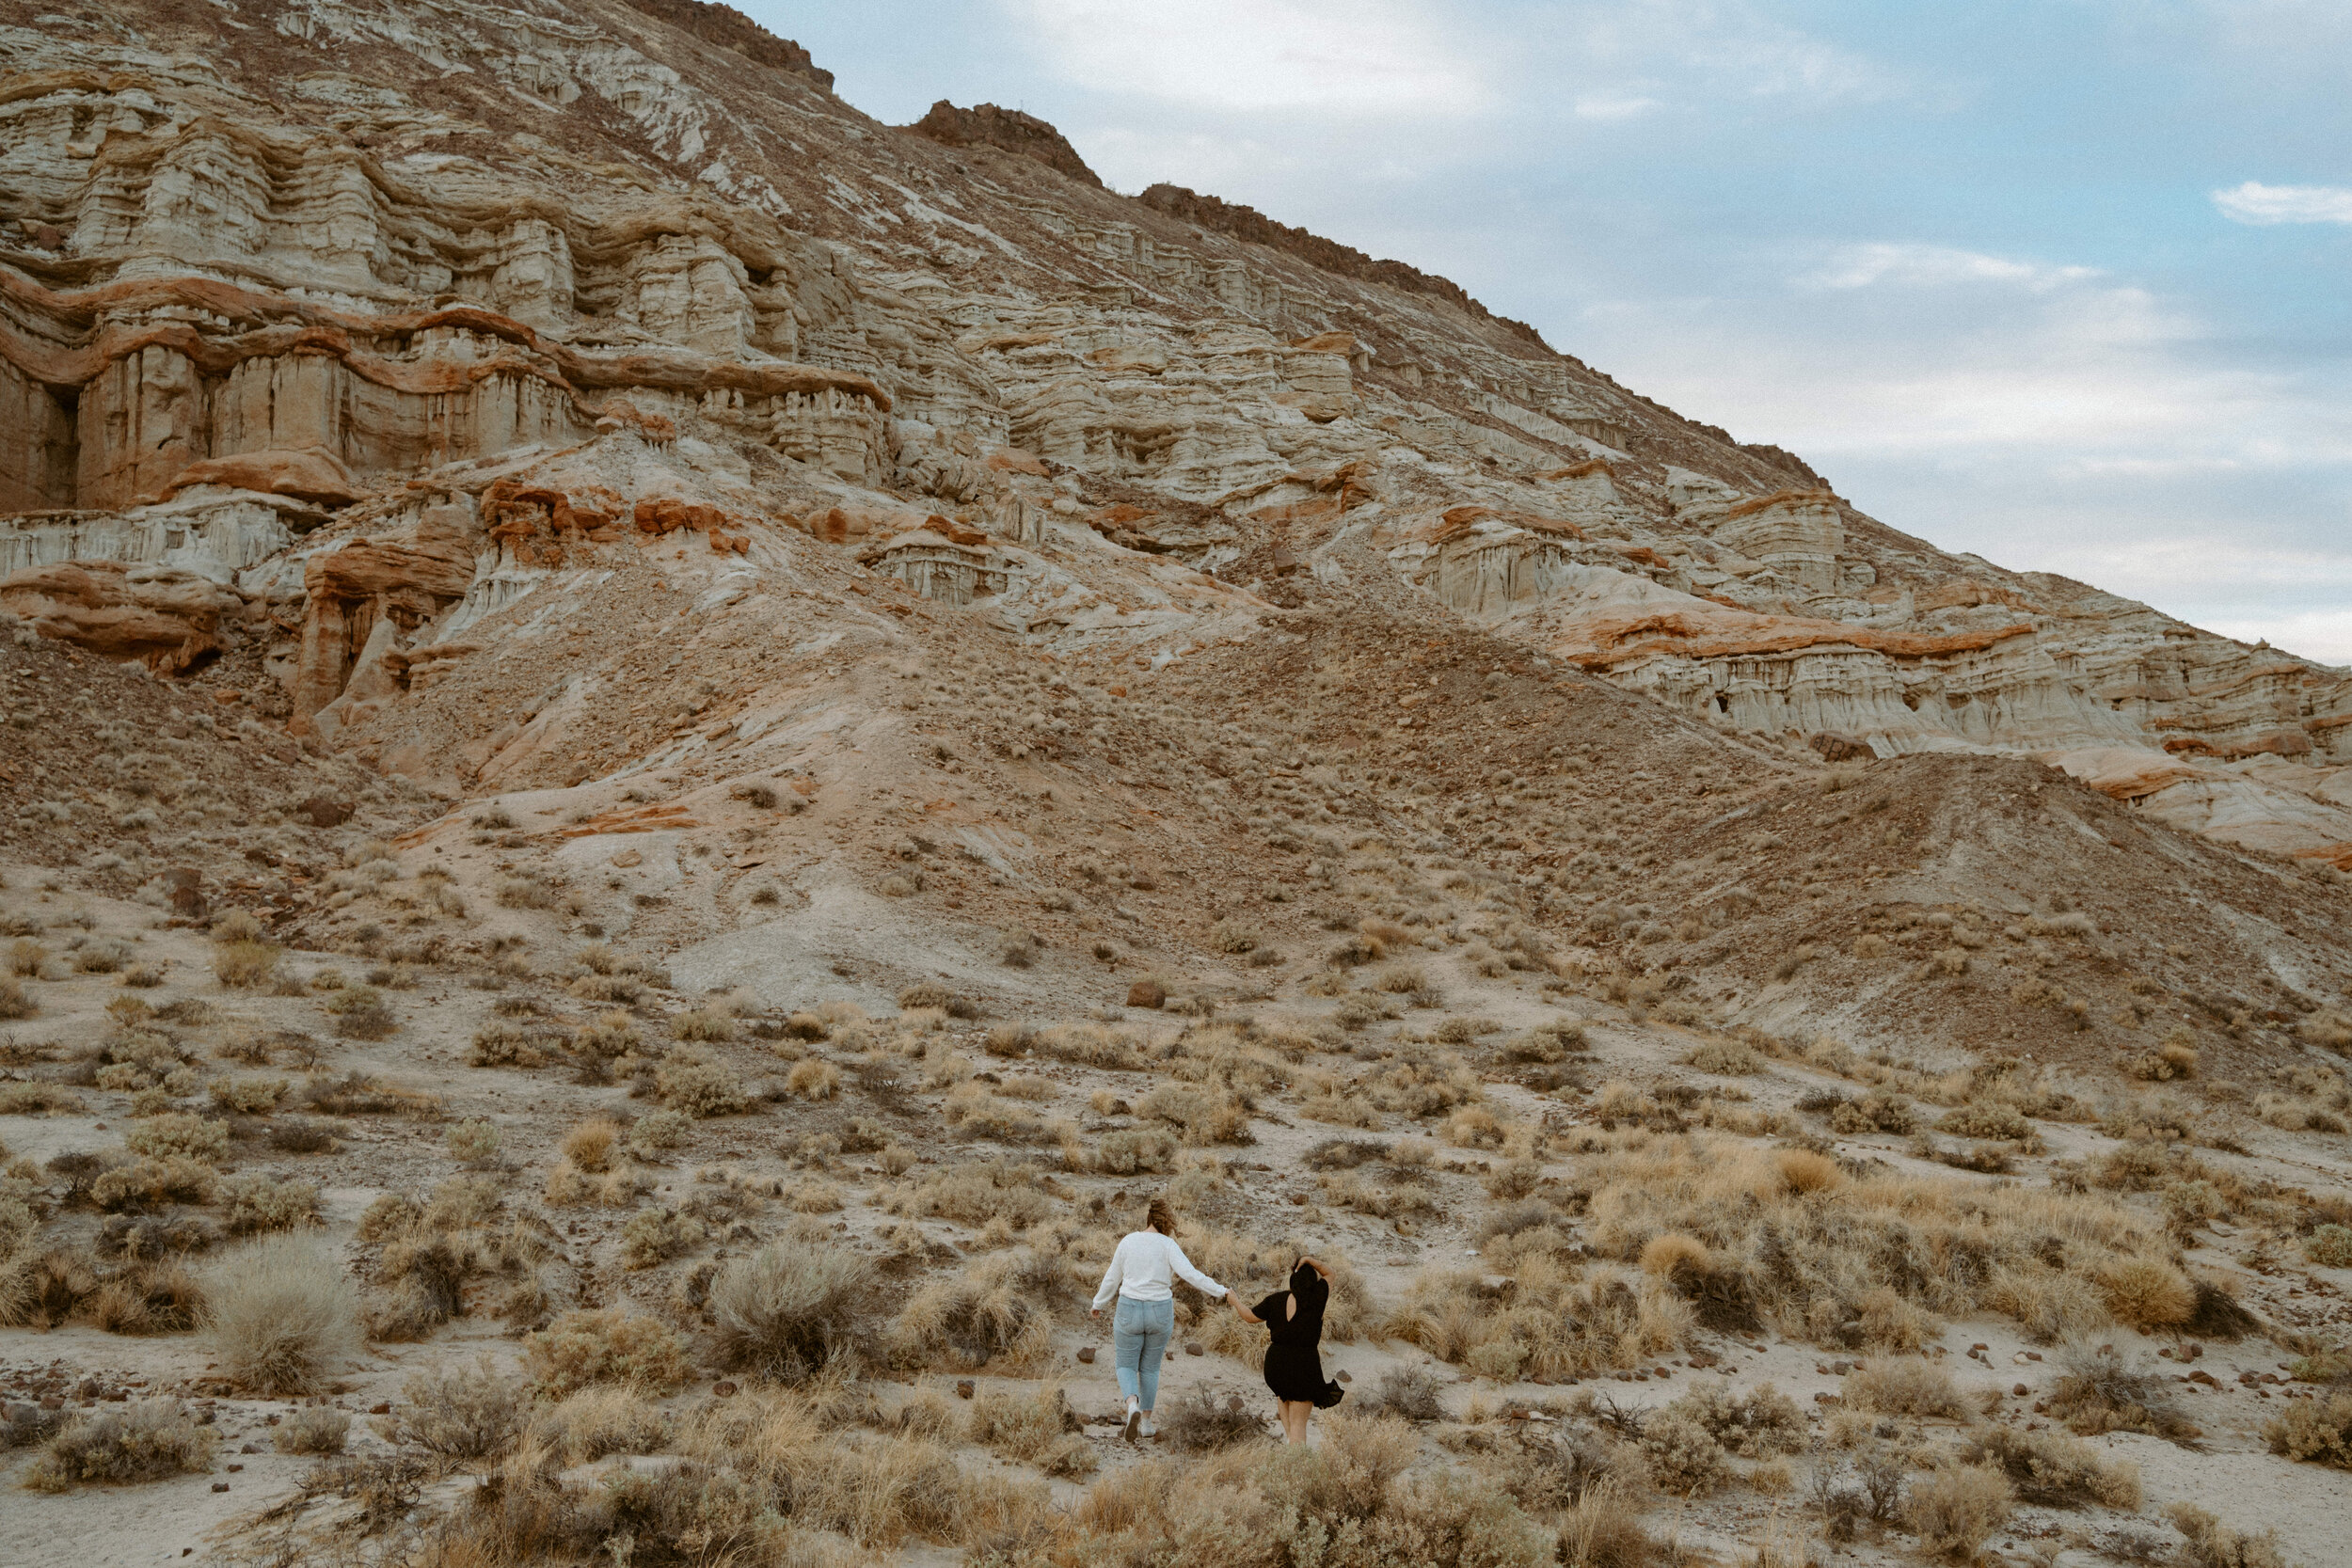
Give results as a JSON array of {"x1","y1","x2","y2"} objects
[{"x1": 1, "y1": 0, "x2": 2347, "y2": 869}]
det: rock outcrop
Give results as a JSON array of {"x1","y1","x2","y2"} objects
[
  {"x1": 907, "y1": 101, "x2": 1102, "y2": 187},
  {"x1": 0, "y1": 0, "x2": 2346, "y2": 866}
]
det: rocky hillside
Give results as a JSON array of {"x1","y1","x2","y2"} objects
[{"x1": 4, "y1": 5, "x2": 2352, "y2": 1567}]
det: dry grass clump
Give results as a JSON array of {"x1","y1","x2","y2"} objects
[
  {"x1": 83, "y1": 1258, "x2": 205, "y2": 1335},
  {"x1": 1906, "y1": 1462, "x2": 2012, "y2": 1560},
  {"x1": 1085, "y1": 1125, "x2": 1178, "y2": 1174},
  {"x1": 968, "y1": 1382, "x2": 1096, "y2": 1476},
  {"x1": 1135, "y1": 1081, "x2": 1253, "y2": 1145},
  {"x1": 207, "y1": 1073, "x2": 289, "y2": 1115},
  {"x1": 2308, "y1": 1225, "x2": 2352, "y2": 1268},
  {"x1": 1159, "y1": 1385, "x2": 1270, "y2": 1451},
  {"x1": 671, "y1": 1006, "x2": 737, "y2": 1042},
  {"x1": 561, "y1": 1117, "x2": 621, "y2": 1171},
  {"x1": 213, "y1": 939, "x2": 280, "y2": 989},
  {"x1": 1684, "y1": 1039, "x2": 1762, "y2": 1075},
  {"x1": 273, "y1": 1402, "x2": 351, "y2": 1455},
  {"x1": 1387, "y1": 1255, "x2": 1688, "y2": 1381},
  {"x1": 522, "y1": 1307, "x2": 691, "y2": 1398},
  {"x1": 219, "y1": 1172, "x2": 322, "y2": 1234},
  {"x1": 884, "y1": 1158, "x2": 1059, "y2": 1231},
  {"x1": 2263, "y1": 1391, "x2": 2352, "y2": 1468},
  {"x1": 2166, "y1": 1504, "x2": 2290, "y2": 1568},
  {"x1": 2094, "y1": 1258, "x2": 2196, "y2": 1328},
  {"x1": 656, "y1": 1045, "x2": 751, "y2": 1117},
  {"x1": 376, "y1": 1354, "x2": 525, "y2": 1456},
  {"x1": 1034, "y1": 1022, "x2": 1149, "y2": 1069},
  {"x1": 708, "y1": 1240, "x2": 870, "y2": 1383},
  {"x1": 888, "y1": 1247, "x2": 1064, "y2": 1370},
  {"x1": 22, "y1": 1399, "x2": 217, "y2": 1491},
  {"x1": 202, "y1": 1234, "x2": 360, "y2": 1393},
  {"x1": 2042, "y1": 1348, "x2": 2200, "y2": 1441},
  {"x1": 0, "y1": 974, "x2": 35, "y2": 1020},
  {"x1": 526, "y1": 1386, "x2": 671, "y2": 1465},
  {"x1": 1040, "y1": 1411, "x2": 1547, "y2": 1568},
  {"x1": 1843, "y1": 1357, "x2": 1967, "y2": 1418},
  {"x1": 1557, "y1": 1478, "x2": 1658, "y2": 1568},
  {"x1": 359, "y1": 1176, "x2": 549, "y2": 1339},
  {"x1": 787, "y1": 1058, "x2": 841, "y2": 1100},
  {"x1": 1963, "y1": 1423, "x2": 2140, "y2": 1506},
  {"x1": 1558, "y1": 1129, "x2": 2171, "y2": 1349},
  {"x1": 124, "y1": 1111, "x2": 230, "y2": 1164},
  {"x1": 619, "y1": 1206, "x2": 704, "y2": 1269}
]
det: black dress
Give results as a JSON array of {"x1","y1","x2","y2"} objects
[{"x1": 1256, "y1": 1274, "x2": 1344, "y2": 1408}]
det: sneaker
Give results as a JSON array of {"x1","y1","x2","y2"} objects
[
  {"x1": 1122, "y1": 1398, "x2": 1140, "y2": 1442},
  {"x1": 1139, "y1": 1417, "x2": 1157, "y2": 1438}
]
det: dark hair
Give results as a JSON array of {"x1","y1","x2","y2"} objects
[{"x1": 1146, "y1": 1197, "x2": 1175, "y2": 1235}]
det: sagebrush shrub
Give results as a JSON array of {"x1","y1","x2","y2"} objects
[
  {"x1": 377, "y1": 1354, "x2": 524, "y2": 1456},
  {"x1": 709, "y1": 1241, "x2": 870, "y2": 1381},
  {"x1": 1906, "y1": 1464, "x2": 2011, "y2": 1560},
  {"x1": 523, "y1": 1308, "x2": 691, "y2": 1397},
  {"x1": 23, "y1": 1400, "x2": 216, "y2": 1491},
  {"x1": 2264, "y1": 1392, "x2": 2352, "y2": 1468},
  {"x1": 274, "y1": 1403, "x2": 351, "y2": 1455},
  {"x1": 203, "y1": 1234, "x2": 360, "y2": 1393},
  {"x1": 1963, "y1": 1423, "x2": 2139, "y2": 1506}
]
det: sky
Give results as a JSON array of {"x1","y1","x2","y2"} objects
[{"x1": 757, "y1": 1, "x2": 2352, "y2": 664}]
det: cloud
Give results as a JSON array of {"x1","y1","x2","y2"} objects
[
  {"x1": 1806, "y1": 243, "x2": 2103, "y2": 293},
  {"x1": 2212, "y1": 181, "x2": 2352, "y2": 225},
  {"x1": 1006, "y1": 0, "x2": 1485, "y2": 116},
  {"x1": 1572, "y1": 92, "x2": 1661, "y2": 121}
]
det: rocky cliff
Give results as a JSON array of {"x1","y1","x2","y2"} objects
[{"x1": 3, "y1": 0, "x2": 2346, "y2": 880}]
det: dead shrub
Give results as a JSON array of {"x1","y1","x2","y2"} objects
[
  {"x1": 523, "y1": 1307, "x2": 691, "y2": 1398},
  {"x1": 1843, "y1": 1357, "x2": 1965, "y2": 1418},
  {"x1": 1959, "y1": 1422, "x2": 2138, "y2": 1508},
  {"x1": 657, "y1": 1045, "x2": 751, "y2": 1117},
  {"x1": 968, "y1": 1382, "x2": 1097, "y2": 1476},
  {"x1": 274, "y1": 1403, "x2": 352, "y2": 1455},
  {"x1": 2263, "y1": 1391, "x2": 2352, "y2": 1468},
  {"x1": 202, "y1": 1234, "x2": 360, "y2": 1393},
  {"x1": 2096, "y1": 1258, "x2": 2196, "y2": 1328},
  {"x1": 376, "y1": 1354, "x2": 525, "y2": 1456},
  {"x1": 707, "y1": 1240, "x2": 870, "y2": 1383},
  {"x1": 1907, "y1": 1463, "x2": 2012, "y2": 1560},
  {"x1": 22, "y1": 1399, "x2": 217, "y2": 1491},
  {"x1": 2166, "y1": 1504, "x2": 2290, "y2": 1568},
  {"x1": 889, "y1": 1248, "x2": 1062, "y2": 1370}
]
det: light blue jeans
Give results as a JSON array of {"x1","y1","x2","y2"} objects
[{"x1": 1112, "y1": 1296, "x2": 1175, "y2": 1410}]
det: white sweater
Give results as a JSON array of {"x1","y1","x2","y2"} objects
[{"x1": 1091, "y1": 1229, "x2": 1227, "y2": 1309}]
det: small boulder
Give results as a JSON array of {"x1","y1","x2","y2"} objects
[{"x1": 1126, "y1": 979, "x2": 1166, "y2": 1009}]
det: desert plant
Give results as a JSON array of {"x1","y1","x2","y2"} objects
[
  {"x1": 202, "y1": 1234, "x2": 361, "y2": 1393},
  {"x1": 1843, "y1": 1357, "x2": 1966, "y2": 1418},
  {"x1": 213, "y1": 940, "x2": 280, "y2": 989},
  {"x1": 619, "y1": 1206, "x2": 705, "y2": 1271},
  {"x1": 657, "y1": 1046, "x2": 750, "y2": 1117},
  {"x1": 706, "y1": 1241, "x2": 875, "y2": 1382},
  {"x1": 1907, "y1": 1463, "x2": 2012, "y2": 1560},
  {"x1": 526, "y1": 1386, "x2": 671, "y2": 1465},
  {"x1": 561, "y1": 1117, "x2": 621, "y2": 1173},
  {"x1": 125, "y1": 1111, "x2": 230, "y2": 1164},
  {"x1": 1157, "y1": 1385, "x2": 1269, "y2": 1452},
  {"x1": 628, "y1": 1109, "x2": 691, "y2": 1154},
  {"x1": 2306, "y1": 1225, "x2": 2352, "y2": 1268},
  {"x1": 2096, "y1": 1258, "x2": 2196, "y2": 1328},
  {"x1": 219, "y1": 1172, "x2": 322, "y2": 1234},
  {"x1": 1963, "y1": 1423, "x2": 2140, "y2": 1506},
  {"x1": 888, "y1": 1248, "x2": 1061, "y2": 1370},
  {"x1": 787, "y1": 1058, "x2": 841, "y2": 1101},
  {"x1": 968, "y1": 1382, "x2": 1097, "y2": 1476},
  {"x1": 22, "y1": 1400, "x2": 217, "y2": 1491},
  {"x1": 274, "y1": 1403, "x2": 351, "y2": 1455},
  {"x1": 523, "y1": 1308, "x2": 691, "y2": 1398},
  {"x1": 377, "y1": 1354, "x2": 525, "y2": 1456},
  {"x1": 447, "y1": 1117, "x2": 501, "y2": 1164},
  {"x1": 2263, "y1": 1391, "x2": 2352, "y2": 1468}
]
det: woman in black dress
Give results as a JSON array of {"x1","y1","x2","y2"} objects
[{"x1": 1231, "y1": 1256, "x2": 1343, "y2": 1444}]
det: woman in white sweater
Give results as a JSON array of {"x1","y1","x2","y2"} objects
[{"x1": 1089, "y1": 1196, "x2": 1228, "y2": 1440}]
